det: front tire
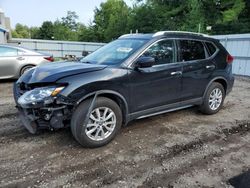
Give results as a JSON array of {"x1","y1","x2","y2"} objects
[
  {"x1": 71, "y1": 97, "x2": 122, "y2": 148},
  {"x1": 200, "y1": 82, "x2": 225, "y2": 115}
]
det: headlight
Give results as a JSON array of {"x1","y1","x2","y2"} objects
[{"x1": 18, "y1": 86, "x2": 65, "y2": 107}]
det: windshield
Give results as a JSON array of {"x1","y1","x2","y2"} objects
[{"x1": 81, "y1": 39, "x2": 148, "y2": 65}]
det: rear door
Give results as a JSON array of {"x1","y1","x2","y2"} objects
[
  {"x1": 0, "y1": 46, "x2": 19, "y2": 78},
  {"x1": 177, "y1": 39, "x2": 216, "y2": 100}
]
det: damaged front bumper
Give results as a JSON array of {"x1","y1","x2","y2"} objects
[
  {"x1": 18, "y1": 108, "x2": 38, "y2": 134},
  {"x1": 14, "y1": 83, "x2": 73, "y2": 134},
  {"x1": 17, "y1": 105, "x2": 70, "y2": 134}
]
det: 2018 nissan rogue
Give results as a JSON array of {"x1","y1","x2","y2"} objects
[{"x1": 13, "y1": 31, "x2": 234, "y2": 148}]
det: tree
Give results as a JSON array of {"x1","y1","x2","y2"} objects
[
  {"x1": 184, "y1": 0, "x2": 205, "y2": 32},
  {"x1": 128, "y1": 4, "x2": 157, "y2": 33},
  {"x1": 78, "y1": 23, "x2": 99, "y2": 42},
  {"x1": 62, "y1": 11, "x2": 79, "y2": 31},
  {"x1": 210, "y1": 0, "x2": 247, "y2": 34},
  {"x1": 29, "y1": 27, "x2": 40, "y2": 39},
  {"x1": 130, "y1": 0, "x2": 250, "y2": 35},
  {"x1": 11, "y1": 23, "x2": 30, "y2": 38},
  {"x1": 10, "y1": 0, "x2": 250, "y2": 41},
  {"x1": 93, "y1": 0, "x2": 130, "y2": 42},
  {"x1": 53, "y1": 20, "x2": 78, "y2": 41},
  {"x1": 38, "y1": 21, "x2": 54, "y2": 40}
]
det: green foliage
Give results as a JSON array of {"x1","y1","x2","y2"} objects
[
  {"x1": 93, "y1": 0, "x2": 130, "y2": 42},
  {"x1": 222, "y1": 0, "x2": 245, "y2": 22},
  {"x1": 11, "y1": 0, "x2": 250, "y2": 42},
  {"x1": 185, "y1": 0, "x2": 205, "y2": 32},
  {"x1": 11, "y1": 23, "x2": 30, "y2": 38},
  {"x1": 53, "y1": 20, "x2": 78, "y2": 41},
  {"x1": 128, "y1": 4, "x2": 157, "y2": 33},
  {"x1": 37, "y1": 21, "x2": 54, "y2": 40},
  {"x1": 61, "y1": 11, "x2": 79, "y2": 31},
  {"x1": 29, "y1": 27, "x2": 40, "y2": 39},
  {"x1": 77, "y1": 24, "x2": 99, "y2": 42}
]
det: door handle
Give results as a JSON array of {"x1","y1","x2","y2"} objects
[
  {"x1": 171, "y1": 71, "x2": 182, "y2": 76},
  {"x1": 17, "y1": 57, "x2": 25, "y2": 61},
  {"x1": 206, "y1": 65, "x2": 215, "y2": 70}
]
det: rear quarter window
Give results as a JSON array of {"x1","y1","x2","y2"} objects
[
  {"x1": 205, "y1": 42, "x2": 217, "y2": 56},
  {"x1": 178, "y1": 40, "x2": 206, "y2": 61}
]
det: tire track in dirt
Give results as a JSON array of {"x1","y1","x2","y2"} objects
[
  {"x1": 0, "y1": 112, "x2": 18, "y2": 119},
  {"x1": 1, "y1": 77, "x2": 250, "y2": 187},
  {"x1": 23, "y1": 120, "x2": 250, "y2": 188},
  {"x1": 140, "y1": 143, "x2": 249, "y2": 188},
  {"x1": 138, "y1": 120, "x2": 250, "y2": 187}
]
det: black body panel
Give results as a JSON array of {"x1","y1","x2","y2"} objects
[
  {"x1": 17, "y1": 61, "x2": 107, "y2": 84},
  {"x1": 14, "y1": 32, "x2": 234, "y2": 132}
]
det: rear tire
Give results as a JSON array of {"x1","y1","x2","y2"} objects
[
  {"x1": 71, "y1": 97, "x2": 122, "y2": 148},
  {"x1": 20, "y1": 65, "x2": 35, "y2": 76},
  {"x1": 200, "y1": 82, "x2": 225, "y2": 115}
]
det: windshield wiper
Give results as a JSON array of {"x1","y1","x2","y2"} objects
[{"x1": 81, "y1": 61, "x2": 92, "y2": 64}]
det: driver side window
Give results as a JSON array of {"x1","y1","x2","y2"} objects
[{"x1": 142, "y1": 40, "x2": 175, "y2": 65}]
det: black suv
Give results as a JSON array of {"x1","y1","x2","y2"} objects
[{"x1": 14, "y1": 31, "x2": 234, "y2": 148}]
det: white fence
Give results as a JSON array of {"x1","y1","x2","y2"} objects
[
  {"x1": 213, "y1": 34, "x2": 250, "y2": 76},
  {"x1": 8, "y1": 38, "x2": 105, "y2": 58},
  {"x1": 8, "y1": 34, "x2": 250, "y2": 76}
]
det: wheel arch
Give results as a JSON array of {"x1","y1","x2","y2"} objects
[
  {"x1": 19, "y1": 64, "x2": 36, "y2": 76},
  {"x1": 75, "y1": 90, "x2": 129, "y2": 125},
  {"x1": 203, "y1": 77, "x2": 228, "y2": 99}
]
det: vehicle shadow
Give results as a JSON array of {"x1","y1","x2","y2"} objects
[
  {"x1": 0, "y1": 79, "x2": 16, "y2": 83},
  {"x1": 228, "y1": 170, "x2": 250, "y2": 188}
]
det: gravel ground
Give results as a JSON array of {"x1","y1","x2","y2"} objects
[{"x1": 0, "y1": 76, "x2": 250, "y2": 188}]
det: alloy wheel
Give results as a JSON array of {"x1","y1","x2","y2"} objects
[
  {"x1": 85, "y1": 107, "x2": 116, "y2": 141},
  {"x1": 209, "y1": 88, "x2": 223, "y2": 110}
]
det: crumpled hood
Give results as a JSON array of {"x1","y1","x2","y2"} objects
[{"x1": 18, "y1": 61, "x2": 107, "y2": 84}]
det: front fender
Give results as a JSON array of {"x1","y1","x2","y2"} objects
[{"x1": 72, "y1": 89, "x2": 129, "y2": 125}]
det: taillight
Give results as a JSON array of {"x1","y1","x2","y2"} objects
[
  {"x1": 44, "y1": 56, "x2": 54, "y2": 62},
  {"x1": 226, "y1": 54, "x2": 234, "y2": 64}
]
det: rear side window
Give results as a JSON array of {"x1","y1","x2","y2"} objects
[
  {"x1": 178, "y1": 40, "x2": 205, "y2": 61},
  {"x1": 0, "y1": 47, "x2": 18, "y2": 57},
  {"x1": 205, "y1": 42, "x2": 217, "y2": 56}
]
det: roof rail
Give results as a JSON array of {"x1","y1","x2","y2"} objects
[
  {"x1": 119, "y1": 33, "x2": 144, "y2": 39},
  {"x1": 153, "y1": 31, "x2": 209, "y2": 37},
  {"x1": 119, "y1": 34, "x2": 132, "y2": 38}
]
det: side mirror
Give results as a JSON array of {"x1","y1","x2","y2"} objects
[{"x1": 136, "y1": 56, "x2": 155, "y2": 68}]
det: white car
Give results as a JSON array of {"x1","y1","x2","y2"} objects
[{"x1": 0, "y1": 44, "x2": 54, "y2": 79}]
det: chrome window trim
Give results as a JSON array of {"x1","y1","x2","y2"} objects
[
  {"x1": 128, "y1": 38, "x2": 177, "y2": 68},
  {"x1": 127, "y1": 37, "x2": 220, "y2": 69},
  {"x1": 204, "y1": 41, "x2": 219, "y2": 58}
]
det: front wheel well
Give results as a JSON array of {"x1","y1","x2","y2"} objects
[{"x1": 98, "y1": 93, "x2": 128, "y2": 125}]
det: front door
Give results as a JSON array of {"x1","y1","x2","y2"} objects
[{"x1": 129, "y1": 39, "x2": 182, "y2": 113}]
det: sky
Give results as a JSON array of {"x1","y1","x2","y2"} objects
[{"x1": 0, "y1": 0, "x2": 133, "y2": 29}]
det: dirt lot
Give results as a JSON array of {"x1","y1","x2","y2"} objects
[{"x1": 0, "y1": 77, "x2": 250, "y2": 188}]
